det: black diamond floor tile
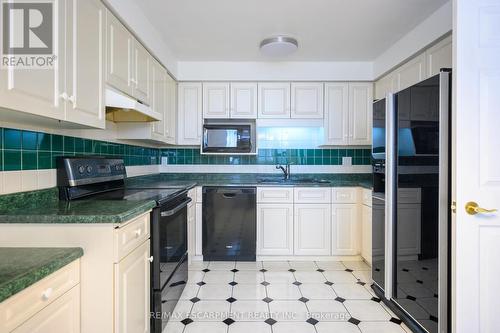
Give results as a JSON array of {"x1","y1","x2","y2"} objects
[
  {"x1": 288, "y1": 269, "x2": 296, "y2": 272},
  {"x1": 345, "y1": 268, "x2": 353, "y2": 272},
  {"x1": 196, "y1": 281, "x2": 206, "y2": 286},
  {"x1": 324, "y1": 281, "x2": 334, "y2": 286},
  {"x1": 348, "y1": 317, "x2": 361, "y2": 325},
  {"x1": 223, "y1": 318, "x2": 235, "y2": 325},
  {"x1": 261, "y1": 281, "x2": 270, "y2": 286},
  {"x1": 390, "y1": 317, "x2": 403, "y2": 325},
  {"x1": 335, "y1": 296, "x2": 345, "y2": 303},
  {"x1": 226, "y1": 297, "x2": 237, "y2": 303},
  {"x1": 231, "y1": 269, "x2": 239, "y2": 273},
  {"x1": 181, "y1": 318, "x2": 193, "y2": 325},
  {"x1": 356, "y1": 281, "x2": 366, "y2": 286},
  {"x1": 264, "y1": 318, "x2": 277, "y2": 326},
  {"x1": 371, "y1": 297, "x2": 381, "y2": 303},
  {"x1": 292, "y1": 281, "x2": 302, "y2": 286},
  {"x1": 298, "y1": 297, "x2": 309, "y2": 303},
  {"x1": 316, "y1": 269, "x2": 325, "y2": 272},
  {"x1": 202, "y1": 269, "x2": 210, "y2": 273},
  {"x1": 229, "y1": 281, "x2": 238, "y2": 286},
  {"x1": 262, "y1": 297, "x2": 273, "y2": 303},
  {"x1": 306, "y1": 318, "x2": 319, "y2": 325},
  {"x1": 260, "y1": 269, "x2": 267, "y2": 273},
  {"x1": 190, "y1": 297, "x2": 200, "y2": 303}
]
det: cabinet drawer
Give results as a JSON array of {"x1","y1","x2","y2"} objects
[
  {"x1": 332, "y1": 188, "x2": 358, "y2": 204},
  {"x1": 361, "y1": 188, "x2": 372, "y2": 207},
  {"x1": 0, "y1": 260, "x2": 80, "y2": 333},
  {"x1": 114, "y1": 212, "x2": 150, "y2": 262},
  {"x1": 294, "y1": 187, "x2": 331, "y2": 204},
  {"x1": 257, "y1": 187, "x2": 294, "y2": 203},
  {"x1": 398, "y1": 188, "x2": 421, "y2": 204},
  {"x1": 196, "y1": 187, "x2": 203, "y2": 203}
]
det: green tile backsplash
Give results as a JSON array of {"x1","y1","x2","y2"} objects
[
  {"x1": 0, "y1": 127, "x2": 161, "y2": 171},
  {"x1": 0, "y1": 127, "x2": 371, "y2": 171},
  {"x1": 160, "y1": 148, "x2": 372, "y2": 166}
]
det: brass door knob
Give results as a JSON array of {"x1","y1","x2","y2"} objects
[{"x1": 465, "y1": 201, "x2": 498, "y2": 215}]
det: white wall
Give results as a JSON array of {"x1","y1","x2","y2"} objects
[
  {"x1": 103, "y1": 0, "x2": 178, "y2": 78},
  {"x1": 176, "y1": 61, "x2": 373, "y2": 81},
  {"x1": 373, "y1": 1, "x2": 452, "y2": 79}
]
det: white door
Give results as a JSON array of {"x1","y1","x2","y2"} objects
[
  {"x1": 291, "y1": 82, "x2": 324, "y2": 118},
  {"x1": 105, "y1": 11, "x2": 133, "y2": 95},
  {"x1": 0, "y1": 0, "x2": 65, "y2": 121},
  {"x1": 294, "y1": 204, "x2": 331, "y2": 256},
  {"x1": 257, "y1": 204, "x2": 294, "y2": 255},
  {"x1": 348, "y1": 83, "x2": 373, "y2": 145},
  {"x1": 65, "y1": 0, "x2": 105, "y2": 129},
  {"x1": 258, "y1": 82, "x2": 291, "y2": 118},
  {"x1": 12, "y1": 286, "x2": 80, "y2": 333},
  {"x1": 203, "y1": 82, "x2": 230, "y2": 118},
  {"x1": 114, "y1": 240, "x2": 150, "y2": 333},
  {"x1": 324, "y1": 83, "x2": 349, "y2": 145},
  {"x1": 132, "y1": 41, "x2": 151, "y2": 105},
  {"x1": 152, "y1": 60, "x2": 166, "y2": 140},
  {"x1": 178, "y1": 82, "x2": 202, "y2": 145},
  {"x1": 454, "y1": 1, "x2": 500, "y2": 332},
  {"x1": 230, "y1": 82, "x2": 257, "y2": 119},
  {"x1": 331, "y1": 204, "x2": 359, "y2": 255}
]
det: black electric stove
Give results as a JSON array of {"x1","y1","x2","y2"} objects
[{"x1": 56, "y1": 156, "x2": 190, "y2": 333}]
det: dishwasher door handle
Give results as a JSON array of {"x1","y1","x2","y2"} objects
[{"x1": 222, "y1": 193, "x2": 237, "y2": 198}]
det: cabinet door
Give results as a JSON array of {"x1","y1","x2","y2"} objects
[
  {"x1": 230, "y1": 82, "x2": 257, "y2": 119},
  {"x1": 291, "y1": 82, "x2": 324, "y2": 118},
  {"x1": 426, "y1": 36, "x2": 452, "y2": 77},
  {"x1": 395, "y1": 53, "x2": 427, "y2": 91},
  {"x1": 331, "y1": 204, "x2": 359, "y2": 255},
  {"x1": 0, "y1": 0, "x2": 65, "y2": 121},
  {"x1": 195, "y1": 203, "x2": 203, "y2": 256},
  {"x1": 187, "y1": 199, "x2": 196, "y2": 262},
  {"x1": 132, "y1": 41, "x2": 151, "y2": 105},
  {"x1": 397, "y1": 204, "x2": 421, "y2": 256},
  {"x1": 165, "y1": 75, "x2": 177, "y2": 144},
  {"x1": 177, "y1": 82, "x2": 202, "y2": 145},
  {"x1": 65, "y1": 0, "x2": 105, "y2": 129},
  {"x1": 257, "y1": 204, "x2": 294, "y2": 255},
  {"x1": 203, "y1": 83, "x2": 230, "y2": 118},
  {"x1": 324, "y1": 83, "x2": 349, "y2": 145},
  {"x1": 114, "y1": 240, "x2": 150, "y2": 333},
  {"x1": 348, "y1": 83, "x2": 373, "y2": 145},
  {"x1": 294, "y1": 204, "x2": 331, "y2": 256},
  {"x1": 106, "y1": 10, "x2": 133, "y2": 95},
  {"x1": 258, "y1": 82, "x2": 291, "y2": 118},
  {"x1": 361, "y1": 205, "x2": 372, "y2": 265},
  {"x1": 12, "y1": 286, "x2": 80, "y2": 333},
  {"x1": 152, "y1": 60, "x2": 166, "y2": 140}
]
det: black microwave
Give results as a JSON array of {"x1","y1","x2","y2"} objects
[{"x1": 202, "y1": 122, "x2": 256, "y2": 154}]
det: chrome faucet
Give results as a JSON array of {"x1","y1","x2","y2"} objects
[{"x1": 276, "y1": 163, "x2": 291, "y2": 180}]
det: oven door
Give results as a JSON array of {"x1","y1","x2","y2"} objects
[{"x1": 202, "y1": 124, "x2": 252, "y2": 153}]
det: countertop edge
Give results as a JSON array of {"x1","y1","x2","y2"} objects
[{"x1": 0, "y1": 247, "x2": 84, "y2": 303}]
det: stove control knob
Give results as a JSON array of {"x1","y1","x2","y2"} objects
[
  {"x1": 77, "y1": 165, "x2": 85, "y2": 174},
  {"x1": 86, "y1": 165, "x2": 93, "y2": 173}
]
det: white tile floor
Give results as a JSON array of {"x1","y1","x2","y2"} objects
[{"x1": 163, "y1": 260, "x2": 414, "y2": 333}]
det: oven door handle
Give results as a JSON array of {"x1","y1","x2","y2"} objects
[{"x1": 160, "y1": 197, "x2": 192, "y2": 217}]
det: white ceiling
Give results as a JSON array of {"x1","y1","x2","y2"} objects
[{"x1": 136, "y1": 0, "x2": 448, "y2": 62}]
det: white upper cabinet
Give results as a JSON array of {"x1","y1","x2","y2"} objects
[
  {"x1": 426, "y1": 35, "x2": 452, "y2": 77},
  {"x1": 178, "y1": 82, "x2": 202, "y2": 145},
  {"x1": 230, "y1": 82, "x2": 258, "y2": 119},
  {"x1": 203, "y1": 83, "x2": 230, "y2": 118},
  {"x1": 374, "y1": 74, "x2": 392, "y2": 100},
  {"x1": 294, "y1": 204, "x2": 332, "y2": 255},
  {"x1": 258, "y1": 82, "x2": 291, "y2": 118},
  {"x1": 291, "y1": 82, "x2": 324, "y2": 118},
  {"x1": 349, "y1": 83, "x2": 373, "y2": 145},
  {"x1": 394, "y1": 53, "x2": 427, "y2": 92},
  {"x1": 0, "y1": 0, "x2": 105, "y2": 128},
  {"x1": 106, "y1": 11, "x2": 133, "y2": 96},
  {"x1": 165, "y1": 74, "x2": 177, "y2": 144},
  {"x1": 323, "y1": 82, "x2": 372, "y2": 145},
  {"x1": 324, "y1": 83, "x2": 349, "y2": 145},
  {"x1": 131, "y1": 41, "x2": 151, "y2": 105},
  {"x1": 152, "y1": 60, "x2": 166, "y2": 140},
  {"x1": 65, "y1": 0, "x2": 106, "y2": 129}
]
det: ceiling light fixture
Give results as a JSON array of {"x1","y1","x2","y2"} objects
[{"x1": 260, "y1": 36, "x2": 298, "y2": 57}]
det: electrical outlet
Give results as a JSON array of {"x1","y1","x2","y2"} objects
[{"x1": 342, "y1": 156, "x2": 352, "y2": 166}]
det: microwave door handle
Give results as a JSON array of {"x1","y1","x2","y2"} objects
[{"x1": 161, "y1": 197, "x2": 192, "y2": 217}]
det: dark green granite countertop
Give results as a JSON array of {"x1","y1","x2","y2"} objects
[
  {"x1": 0, "y1": 188, "x2": 156, "y2": 224},
  {"x1": 0, "y1": 247, "x2": 83, "y2": 303},
  {"x1": 127, "y1": 173, "x2": 373, "y2": 189}
]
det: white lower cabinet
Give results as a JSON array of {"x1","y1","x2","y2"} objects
[
  {"x1": 361, "y1": 205, "x2": 372, "y2": 265},
  {"x1": 257, "y1": 204, "x2": 294, "y2": 255},
  {"x1": 331, "y1": 204, "x2": 360, "y2": 255},
  {"x1": 187, "y1": 189, "x2": 196, "y2": 263},
  {"x1": 12, "y1": 286, "x2": 80, "y2": 333},
  {"x1": 195, "y1": 203, "x2": 203, "y2": 256},
  {"x1": 114, "y1": 240, "x2": 150, "y2": 333},
  {"x1": 294, "y1": 204, "x2": 331, "y2": 256}
]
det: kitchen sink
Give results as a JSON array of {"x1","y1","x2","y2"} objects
[{"x1": 257, "y1": 178, "x2": 331, "y2": 185}]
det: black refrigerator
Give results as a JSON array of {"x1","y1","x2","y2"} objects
[{"x1": 372, "y1": 70, "x2": 451, "y2": 333}]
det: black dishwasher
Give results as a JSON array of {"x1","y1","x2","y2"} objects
[{"x1": 202, "y1": 187, "x2": 256, "y2": 261}]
